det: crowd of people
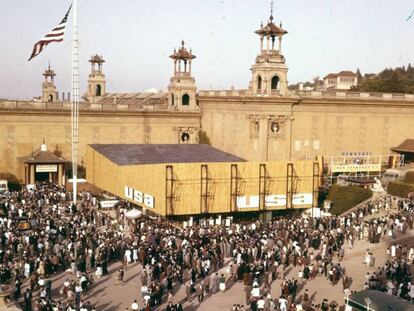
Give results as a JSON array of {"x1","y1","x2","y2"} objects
[{"x1": 0, "y1": 183, "x2": 413, "y2": 311}]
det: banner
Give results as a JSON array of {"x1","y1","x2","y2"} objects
[
  {"x1": 292, "y1": 193, "x2": 313, "y2": 205},
  {"x1": 331, "y1": 163, "x2": 381, "y2": 173},
  {"x1": 237, "y1": 195, "x2": 259, "y2": 208},
  {"x1": 100, "y1": 200, "x2": 118, "y2": 209},
  {"x1": 36, "y1": 164, "x2": 57, "y2": 172},
  {"x1": 265, "y1": 195, "x2": 286, "y2": 207},
  {"x1": 237, "y1": 193, "x2": 313, "y2": 208}
]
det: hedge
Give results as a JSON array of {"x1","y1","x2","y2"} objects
[
  {"x1": 387, "y1": 181, "x2": 414, "y2": 198},
  {"x1": 327, "y1": 185, "x2": 372, "y2": 215}
]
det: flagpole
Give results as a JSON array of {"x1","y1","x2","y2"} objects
[{"x1": 71, "y1": 0, "x2": 79, "y2": 205}]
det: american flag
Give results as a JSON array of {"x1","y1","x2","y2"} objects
[{"x1": 28, "y1": 4, "x2": 72, "y2": 61}]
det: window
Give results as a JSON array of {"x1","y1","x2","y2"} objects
[
  {"x1": 48, "y1": 94, "x2": 53, "y2": 102},
  {"x1": 182, "y1": 94, "x2": 190, "y2": 106},
  {"x1": 271, "y1": 76, "x2": 279, "y2": 90},
  {"x1": 257, "y1": 75, "x2": 262, "y2": 90},
  {"x1": 96, "y1": 84, "x2": 102, "y2": 96},
  {"x1": 171, "y1": 94, "x2": 175, "y2": 106},
  {"x1": 181, "y1": 132, "x2": 190, "y2": 142},
  {"x1": 340, "y1": 77, "x2": 355, "y2": 83}
]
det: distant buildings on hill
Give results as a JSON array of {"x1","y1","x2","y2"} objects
[{"x1": 323, "y1": 71, "x2": 358, "y2": 90}]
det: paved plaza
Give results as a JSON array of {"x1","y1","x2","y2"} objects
[{"x1": 17, "y1": 214, "x2": 413, "y2": 311}]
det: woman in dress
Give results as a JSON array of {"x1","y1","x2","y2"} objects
[
  {"x1": 95, "y1": 260, "x2": 102, "y2": 279},
  {"x1": 24, "y1": 261, "x2": 31, "y2": 278},
  {"x1": 133, "y1": 247, "x2": 138, "y2": 263}
]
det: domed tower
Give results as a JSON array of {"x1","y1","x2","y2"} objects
[
  {"x1": 86, "y1": 54, "x2": 106, "y2": 102},
  {"x1": 41, "y1": 64, "x2": 58, "y2": 102},
  {"x1": 168, "y1": 41, "x2": 198, "y2": 111},
  {"x1": 250, "y1": 2, "x2": 289, "y2": 96}
]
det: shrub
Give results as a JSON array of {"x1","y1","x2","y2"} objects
[
  {"x1": 387, "y1": 181, "x2": 414, "y2": 198},
  {"x1": 327, "y1": 185, "x2": 372, "y2": 215}
]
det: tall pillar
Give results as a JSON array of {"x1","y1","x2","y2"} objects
[
  {"x1": 30, "y1": 165, "x2": 35, "y2": 184},
  {"x1": 174, "y1": 60, "x2": 177, "y2": 75},
  {"x1": 266, "y1": 36, "x2": 270, "y2": 53},
  {"x1": 260, "y1": 36, "x2": 264, "y2": 51},
  {"x1": 58, "y1": 164, "x2": 63, "y2": 186},
  {"x1": 259, "y1": 118, "x2": 268, "y2": 161},
  {"x1": 278, "y1": 36, "x2": 282, "y2": 54},
  {"x1": 63, "y1": 166, "x2": 66, "y2": 186}
]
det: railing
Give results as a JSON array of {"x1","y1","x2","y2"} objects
[
  {"x1": 198, "y1": 89, "x2": 414, "y2": 101},
  {"x1": 295, "y1": 90, "x2": 414, "y2": 101},
  {"x1": 2, "y1": 90, "x2": 414, "y2": 110},
  {"x1": 198, "y1": 90, "x2": 249, "y2": 97},
  {"x1": 0, "y1": 99, "x2": 172, "y2": 112}
]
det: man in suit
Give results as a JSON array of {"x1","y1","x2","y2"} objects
[{"x1": 24, "y1": 288, "x2": 32, "y2": 311}]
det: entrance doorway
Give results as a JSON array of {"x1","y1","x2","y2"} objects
[{"x1": 35, "y1": 172, "x2": 49, "y2": 182}]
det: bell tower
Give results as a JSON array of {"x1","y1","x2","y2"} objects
[
  {"x1": 250, "y1": 1, "x2": 289, "y2": 96},
  {"x1": 41, "y1": 64, "x2": 58, "y2": 102},
  {"x1": 168, "y1": 40, "x2": 198, "y2": 111},
  {"x1": 86, "y1": 54, "x2": 106, "y2": 102}
]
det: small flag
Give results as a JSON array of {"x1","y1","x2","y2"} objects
[{"x1": 28, "y1": 4, "x2": 72, "y2": 61}]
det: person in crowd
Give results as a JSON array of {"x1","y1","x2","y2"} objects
[{"x1": 1, "y1": 183, "x2": 413, "y2": 310}]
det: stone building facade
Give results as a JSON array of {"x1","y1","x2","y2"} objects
[{"x1": 1, "y1": 7, "x2": 414, "y2": 182}]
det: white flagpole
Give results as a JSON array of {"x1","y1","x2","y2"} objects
[{"x1": 71, "y1": 0, "x2": 79, "y2": 205}]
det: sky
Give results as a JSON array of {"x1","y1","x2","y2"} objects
[{"x1": 0, "y1": 0, "x2": 413, "y2": 99}]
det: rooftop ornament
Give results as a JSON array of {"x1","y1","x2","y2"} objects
[{"x1": 169, "y1": 40, "x2": 196, "y2": 61}]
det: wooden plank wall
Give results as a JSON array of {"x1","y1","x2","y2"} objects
[{"x1": 86, "y1": 146, "x2": 319, "y2": 216}]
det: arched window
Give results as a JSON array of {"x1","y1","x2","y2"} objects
[
  {"x1": 271, "y1": 76, "x2": 279, "y2": 90},
  {"x1": 182, "y1": 94, "x2": 190, "y2": 106},
  {"x1": 171, "y1": 94, "x2": 175, "y2": 106},
  {"x1": 96, "y1": 84, "x2": 102, "y2": 96},
  {"x1": 48, "y1": 94, "x2": 53, "y2": 102},
  {"x1": 257, "y1": 75, "x2": 262, "y2": 90}
]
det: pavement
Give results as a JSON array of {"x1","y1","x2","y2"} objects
[
  {"x1": 12, "y1": 226, "x2": 412, "y2": 311},
  {"x1": 11, "y1": 206, "x2": 414, "y2": 311}
]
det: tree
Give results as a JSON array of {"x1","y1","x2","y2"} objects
[
  {"x1": 356, "y1": 68, "x2": 362, "y2": 79},
  {"x1": 353, "y1": 64, "x2": 414, "y2": 94}
]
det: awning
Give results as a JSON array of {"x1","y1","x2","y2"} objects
[
  {"x1": 124, "y1": 209, "x2": 142, "y2": 219},
  {"x1": 391, "y1": 139, "x2": 414, "y2": 154}
]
